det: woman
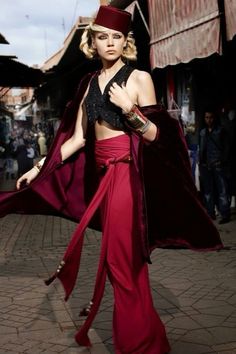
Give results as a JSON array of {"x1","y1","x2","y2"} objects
[
  {"x1": 1, "y1": 5, "x2": 222, "y2": 354},
  {"x1": 16, "y1": 6, "x2": 170, "y2": 353}
]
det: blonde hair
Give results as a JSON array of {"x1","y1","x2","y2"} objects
[{"x1": 79, "y1": 23, "x2": 137, "y2": 61}]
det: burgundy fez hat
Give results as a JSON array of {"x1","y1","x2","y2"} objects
[{"x1": 94, "y1": 6, "x2": 131, "y2": 35}]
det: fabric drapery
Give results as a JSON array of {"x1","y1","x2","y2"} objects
[
  {"x1": 0, "y1": 70, "x2": 223, "y2": 351},
  {"x1": 0, "y1": 73, "x2": 223, "y2": 255},
  {"x1": 75, "y1": 134, "x2": 170, "y2": 352},
  {"x1": 46, "y1": 135, "x2": 133, "y2": 346}
]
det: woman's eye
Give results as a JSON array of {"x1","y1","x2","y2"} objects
[
  {"x1": 98, "y1": 35, "x2": 107, "y2": 40},
  {"x1": 97, "y1": 34, "x2": 122, "y2": 40}
]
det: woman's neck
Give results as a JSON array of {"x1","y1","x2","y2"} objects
[{"x1": 100, "y1": 59, "x2": 125, "y2": 77}]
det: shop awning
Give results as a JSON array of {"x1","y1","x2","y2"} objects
[
  {"x1": 148, "y1": 0, "x2": 221, "y2": 68},
  {"x1": 0, "y1": 56, "x2": 43, "y2": 87},
  {"x1": 0, "y1": 33, "x2": 9, "y2": 44},
  {"x1": 41, "y1": 19, "x2": 91, "y2": 72},
  {"x1": 224, "y1": 0, "x2": 236, "y2": 40}
]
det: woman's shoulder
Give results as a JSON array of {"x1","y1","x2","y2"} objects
[{"x1": 130, "y1": 68, "x2": 153, "y2": 84}]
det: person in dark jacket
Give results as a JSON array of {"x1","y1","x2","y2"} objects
[{"x1": 199, "y1": 110, "x2": 231, "y2": 223}]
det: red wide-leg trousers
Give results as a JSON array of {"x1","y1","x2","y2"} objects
[{"x1": 95, "y1": 134, "x2": 170, "y2": 354}]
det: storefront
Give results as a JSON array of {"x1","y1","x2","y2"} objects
[{"x1": 148, "y1": 0, "x2": 236, "y2": 123}]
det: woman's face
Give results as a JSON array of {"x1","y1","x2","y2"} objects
[{"x1": 93, "y1": 30, "x2": 126, "y2": 61}]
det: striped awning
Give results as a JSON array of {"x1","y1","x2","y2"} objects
[
  {"x1": 224, "y1": 0, "x2": 236, "y2": 40},
  {"x1": 148, "y1": 0, "x2": 221, "y2": 68}
]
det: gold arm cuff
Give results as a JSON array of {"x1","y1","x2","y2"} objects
[
  {"x1": 34, "y1": 162, "x2": 42, "y2": 172},
  {"x1": 138, "y1": 119, "x2": 152, "y2": 135},
  {"x1": 125, "y1": 105, "x2": 148, "y2": 130}
]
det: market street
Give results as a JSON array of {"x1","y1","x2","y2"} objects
[{"x1": 0, "y1": 178, "x2": 236, "y2": 353}]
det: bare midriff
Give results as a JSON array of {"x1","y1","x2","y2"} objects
[{"x1": 95, "y1": 119, "x2": 126, "y2": 141}]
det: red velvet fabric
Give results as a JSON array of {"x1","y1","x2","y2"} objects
[
  {"x1": 0, "y1": 72, "x2": 223, "y2": 350},
  {"x1": 0, "y1": 73, "x2": 223, "y2": 257},
  {"x1": 94, "y1": 5, "x2": 131, "y2": 35},
  {"x1": 140, "y1": 105, "x2": 223, "y2": 251},
  {"x1": 75, "y1": 134, "x2": 170, "y2": 353}
]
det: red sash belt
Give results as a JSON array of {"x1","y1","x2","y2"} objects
[{"x1": 45, "y1": 134, "x2": 131, "y2": 346}]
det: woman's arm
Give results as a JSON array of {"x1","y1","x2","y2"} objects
[
  {"x1": 108, "y1": 70, "x2": 158, "y2": 142},
  {"x1": 60, "y1": 101, "x2": 87, "y2": 161},
  {"x1": 134, "y1": 71, "x2": 158, "y2": 141},
  {"x1": 16, "y1": 92, "x2": 88, "y2": 190}
]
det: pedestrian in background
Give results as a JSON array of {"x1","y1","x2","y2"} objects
[
  {"x1": 1, "y1": 5, "x2": 223, "y2": 354},
  {"x1": 37, "y1": 131, "x2": 47, "y2": 157},
  {"x1": 185, "y1": 122, "x2": 199, "y2": 185},
  {"x1": 15, "y1": 138, "x2": 28, "y2": 178},
  {"x1": 26, "y1": 142, "x2": 35, "y2": 170},
  {"x1": 4, "y1": 138, "x2": 16, "y2": 180},
  {"x1": 199, "y1": 110, "x2": 231, "y2": 224}
]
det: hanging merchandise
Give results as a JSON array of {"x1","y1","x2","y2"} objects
[{"x1": 168, "y1": 96, "x2": 181, "y2": 120}]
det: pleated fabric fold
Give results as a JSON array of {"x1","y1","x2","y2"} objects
[{"x1": 45, "y1": 134, "x2": 132, "y2": 346}]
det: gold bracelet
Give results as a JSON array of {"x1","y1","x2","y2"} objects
[
  {"x1": 34, "y1": 162, "x2": 42, "y2": 173},
  {"x1": 138, "y1": 119, "x2": 152, "y2": 135},
  {"x1": 125, "y1": 105, "x2": 149, "y2": 131},
  {"x1": 33, "y1": 166, "x2": 40, "y2": 173}
]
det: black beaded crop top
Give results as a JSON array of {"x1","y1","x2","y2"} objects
[{"x1": 84, "y1": 64, "x2": 135, "y2": 130}]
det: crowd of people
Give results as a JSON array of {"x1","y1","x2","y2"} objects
[{"x1": 0, "y1": 122, "x2": 54, "y2": 180}]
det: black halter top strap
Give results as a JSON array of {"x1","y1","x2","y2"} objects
[{"x1": 85, "y1": 65, "x2": 135, "y2": 130}]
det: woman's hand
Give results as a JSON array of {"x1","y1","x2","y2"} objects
[
  {"x1": 108, "y1": 82, "x2": 133, "y2": 113},
  {"x1": 16, "y1": 168, "x2": 39, "y2": 190}
]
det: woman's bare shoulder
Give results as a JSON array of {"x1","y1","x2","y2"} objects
[
  {"x1": 131, "y1": 69, "x2": 153, "y2": 83},
  {"x1": 129, "y1": 69, "x2": 156, "y2": 105}
]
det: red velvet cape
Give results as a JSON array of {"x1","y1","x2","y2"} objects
[{"x1": 0, "y1": 73, "x2": 223, "y2": 258}]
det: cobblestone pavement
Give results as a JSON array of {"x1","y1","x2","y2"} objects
[{"x1": 0, "y1": 178, "x2": 236, "y2": 354}]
